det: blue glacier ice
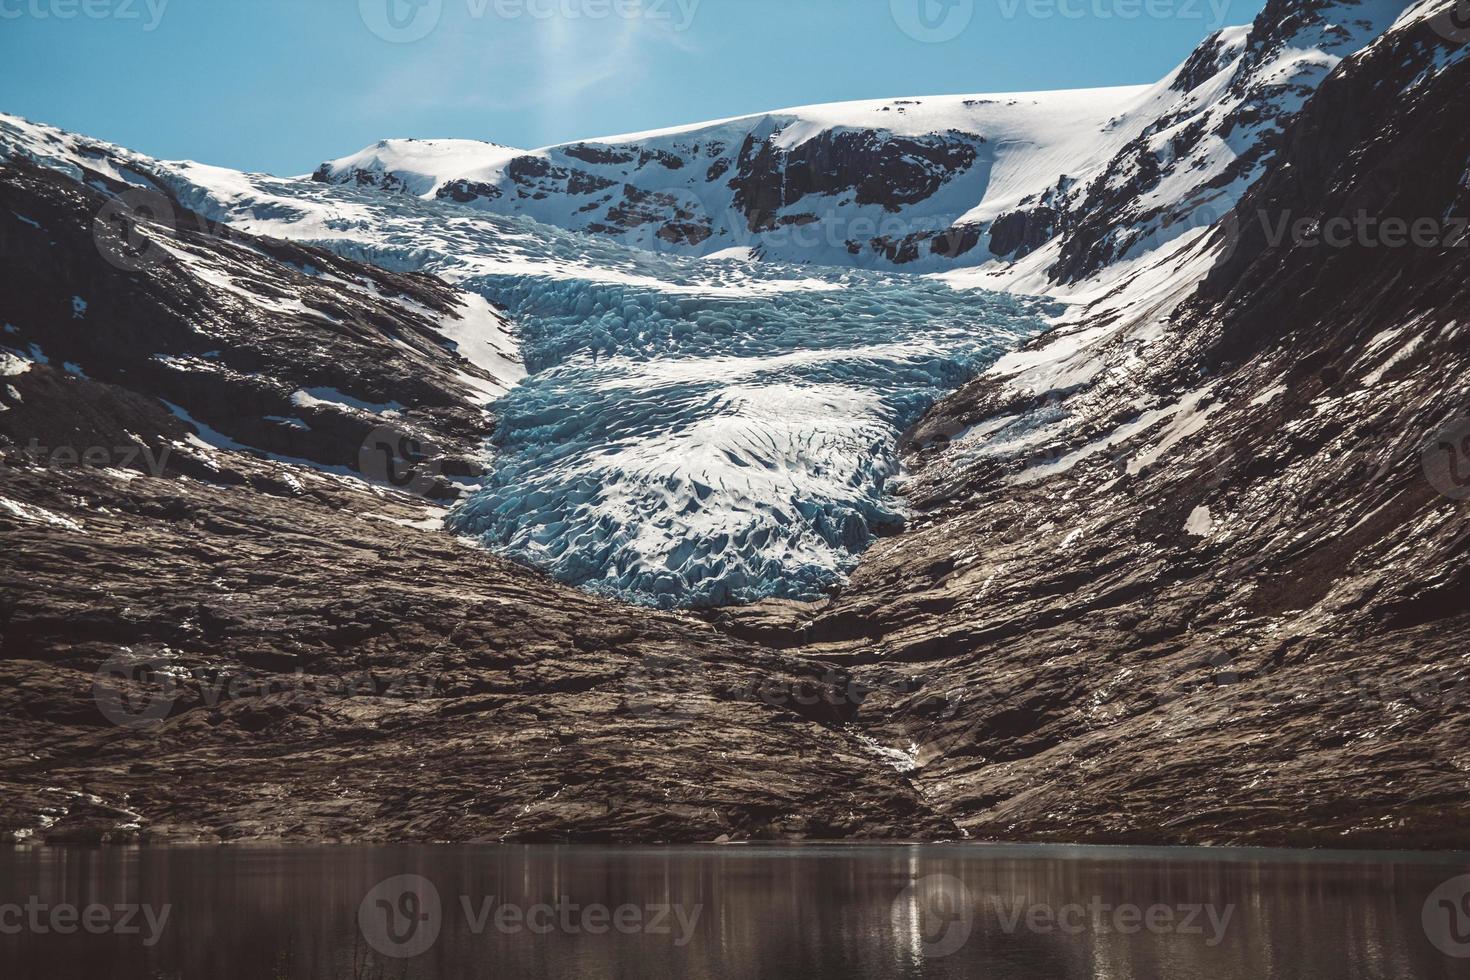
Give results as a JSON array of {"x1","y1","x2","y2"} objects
[
  {"x1": 447, "y1": 266, "x2": 1050, "y2": 609},
  {"x1": 72, "y1": 154, "x2": 1051, "y2": 609}
]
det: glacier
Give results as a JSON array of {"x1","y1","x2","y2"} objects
[
  {"x1": 446, "y1": 266, "x2": 1048, "y2": 608},
  {"x1": 0, "y1": 113, "x2": 1051, "y2": 608}
]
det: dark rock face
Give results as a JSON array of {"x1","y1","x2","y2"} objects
[
  {"x1": 0, "y1": 451, "x2": 950, "y2": 844},
  {"x1": 311, "y1": 162, "x2": 410, "y2": 194},
  {"x1": 930, "y1": 223, "x2": 983, "y2": 259},
  {"x1": 987, "y1": 206, "x2": 1058, "y2": 259},
  {"x1": 0, "y1": 160, "x2": 509, "y2": 500},
  {"x1": 727, "y1": 129, "x2": 981, "y2": 231},
  {"x1": 437, "y1": 179, "x2": 503, "y2": 203},
  {"x1": 741, "y1": 11, "x2": 1470, "y2": 849},
  {"x1": 1170, "y1": 29, "x2": 1231, "y2": 93}
]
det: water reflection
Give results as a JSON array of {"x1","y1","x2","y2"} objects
[{"x1": 0, "y1": 844, "x2": 1466, "y2": 979}]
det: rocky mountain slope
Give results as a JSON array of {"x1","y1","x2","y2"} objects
[
  {"x1": 724, "y1": 0, "x2": 1470, "y2": 848},
  {"x1": 2, "y1": 0, "x2": 1467, "y2": 848}
]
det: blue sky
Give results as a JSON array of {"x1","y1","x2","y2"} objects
[{"x1": 2, "y1": 0, "x2": 1261, "y2": 175}]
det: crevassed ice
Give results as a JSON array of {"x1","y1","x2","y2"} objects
[
  {"x1": 447, "y1": 270, "x2": 1048, "y2": 609},
  {"x1": 68, "y1": 157, "x2": 1049, "y2": 609}
]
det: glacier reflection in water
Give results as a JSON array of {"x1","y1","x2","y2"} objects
[
  {"x1": 449, "y1": 268, "x2": 1048, "y2": 608},
  {"x1": 2, "y1": 844, "x2": 1467, "y2": 980}
]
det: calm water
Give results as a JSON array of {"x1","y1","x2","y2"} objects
[{"x1": 2, "y1": 844, "x2": 1468, "y2": 979}]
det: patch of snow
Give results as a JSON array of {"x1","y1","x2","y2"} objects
[
  {"x1": 0, "y1": 350, "x2": 32, "y2": 377},
  {"x1": 1250, "y1": 383, "x2": 1287, "y2": 407},
  {"x1": 432, "y1": 291, "x2": 524, "y2": 402},
  {"x1": 290, "y1": 387, "x2": 403, "y2": 416},
  {"x1": 363, "y1": 508, "x2": 447, "y2": 531},
  {"x1": 0, "y1": 496, "x2": 83, "y2": 532},
  {"x1": 1186, "y1": 505, "x2": 1214, "y2": 537}
]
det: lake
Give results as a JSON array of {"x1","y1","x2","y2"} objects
[{"x1": 2, "y1": 843, "x2": 1468, "y2": 979}]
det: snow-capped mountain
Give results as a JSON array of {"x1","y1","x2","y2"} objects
[
  {"x1": 4, "y1": 0, "x2": 1469, "y2": 851},
  {"x1": 315, "y1": 0, "x2": 1404, "y2": 289},
  {"x1": 313, "y1": 86, "x2": 1141, "y2": 272}
]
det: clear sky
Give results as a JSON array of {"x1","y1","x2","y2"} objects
[{"x1": 1, "y1": 0, "x2": 1263, "y2": 175}]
